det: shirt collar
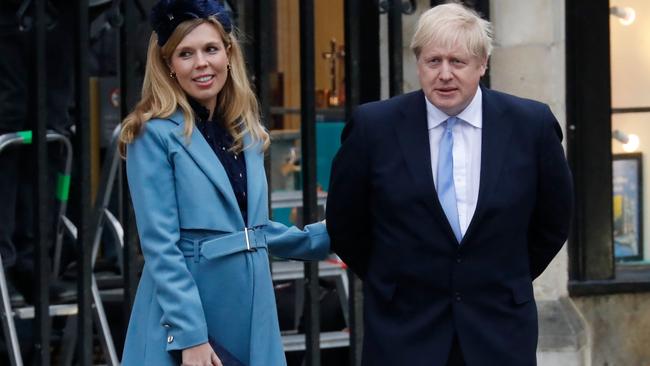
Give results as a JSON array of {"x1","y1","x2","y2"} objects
[
  {"x1": 187, "y1": 96, "x2": 211, "y2": 122},
  {"x1": 425, "y1": 87, "x2": 483, "y2": 130}
]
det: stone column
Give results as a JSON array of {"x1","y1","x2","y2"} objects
[{"x1": 489, "y1": 0, "x2": 589, "y2": 365}]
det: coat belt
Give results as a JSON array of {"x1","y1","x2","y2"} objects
[{"x1": 178, "y1": 228, "x2": 268, "y2": 262}]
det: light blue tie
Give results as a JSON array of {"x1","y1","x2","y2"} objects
[{"x1": 437, "y1": 117, "x2": 462, "y2": 242}]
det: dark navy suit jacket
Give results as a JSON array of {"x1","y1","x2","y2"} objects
[{"x1": 326, "y1": 87, "x2": 573, "y2": 366}]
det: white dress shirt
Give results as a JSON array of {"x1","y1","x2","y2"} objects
[{"x1": 426, "y1": 87, "x2": 482, "y2": 237}]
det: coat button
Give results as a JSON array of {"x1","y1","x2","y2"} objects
[
  {"x1": 455, "y1": 292, "x2": 462, "y2": 301},
  {"x1": 167, "y1": 335, "x2": 174, "y2": 343},
  {"x1": 456, "y1": 257, "x2": 462, "y2": 263}
]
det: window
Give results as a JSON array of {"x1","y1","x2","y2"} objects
[
  {"x1": 567, "y1": 1, "x2": 650, "y2": 294},
  {"x1": 610, "y1": 0, "x2": 650, "y2": 265}
]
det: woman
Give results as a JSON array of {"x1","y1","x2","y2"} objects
[{"x1": 119, "y1": 1, "x2": 329, "y2": 365}]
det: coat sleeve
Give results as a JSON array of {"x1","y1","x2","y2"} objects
[
  {"x1": 126, "y1": 123, "x2": 208, "y2": 352},
  {"x1": 325, "y1": 109, "x2": 373, "y2": 279},
  {"x1": 527, "y1": 106, "x2": 574, "y2": 280},
  {"x1": 264, "y1": 221, "x2": 330, "y2": 260}
]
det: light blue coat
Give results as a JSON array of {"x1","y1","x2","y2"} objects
[{"x1": 121, "y1": 111, "x2": 329, "y2": 366}]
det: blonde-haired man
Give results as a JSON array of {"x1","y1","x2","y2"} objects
[{"x1": 327, "y1": 3, "x2": 573, "y2": 365}]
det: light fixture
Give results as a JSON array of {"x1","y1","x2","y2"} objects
[
  {"x1": 610, "y1": 6, "x2": 636, "y2": 26},
  {"x1": 613, "y1": 129, "x2": 640, "y2": 152}
]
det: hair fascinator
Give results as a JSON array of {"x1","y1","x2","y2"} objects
[{"x1": 150, "y1": 0, "x2": 232, "y2": 46}]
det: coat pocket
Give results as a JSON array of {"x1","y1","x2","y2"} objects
[{"x1": 510, "y1": 280, "x2": 534, "y2": 305}]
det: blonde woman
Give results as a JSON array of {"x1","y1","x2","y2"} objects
[{"x1": 120, "y1": 1, "x2": 329, "y2": 365}]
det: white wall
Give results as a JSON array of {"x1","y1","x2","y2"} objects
[{"x1": 611, "y1": 0, "x2": 650, "y2": 108}]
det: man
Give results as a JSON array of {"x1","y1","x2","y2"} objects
[{"x1": 326, "y1": 3, "x2": 573, "y2": 366}]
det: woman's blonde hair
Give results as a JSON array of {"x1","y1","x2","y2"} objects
[
  {"x1": 410, "y1": 2, "x2": 493, "y2": 60},
  {"x1": 119, "y1": 17, "x2": 269, "y2": 155}
]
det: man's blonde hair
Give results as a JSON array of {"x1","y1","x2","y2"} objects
[{"x1": 410, "y1": 2, "x2": 493, "y2": 60}]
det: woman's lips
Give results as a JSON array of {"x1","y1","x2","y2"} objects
[{"x1": 193, "y1": 74, "x2": 215, "y2": 88}]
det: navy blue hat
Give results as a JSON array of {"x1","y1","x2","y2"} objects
[{"x1": 150, "y1": 0, "x2": 232, "y2": 46}]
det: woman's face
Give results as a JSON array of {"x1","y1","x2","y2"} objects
[{"x1": 169, "y1": 22, "x2": 229, "y2": 116}]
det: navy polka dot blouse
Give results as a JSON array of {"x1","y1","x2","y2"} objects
[{"x1": 189, "y1": 98, "x2": 249, "y2": 224}]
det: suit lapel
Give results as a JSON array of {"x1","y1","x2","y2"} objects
[
  {"x1": 462, "y1": 87, "x2": 512, "y2": 244},
  {"x1": 169, "y1": 112, "x2": 243, "y2": 225},
  {"x1": 395, "y1": 91, "x2": 458, "y2": 242}
]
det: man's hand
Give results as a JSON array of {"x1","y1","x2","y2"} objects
[{"x1": 181, "y1": 342, "x2": 222, "y2": 366}]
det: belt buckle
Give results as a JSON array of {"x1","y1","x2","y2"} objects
[{"x1": 244, "y1": 227, "x2": 256, "y2": 252}]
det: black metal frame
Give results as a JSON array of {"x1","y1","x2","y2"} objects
[
  {"x1": 28, "y1": 1, "x2": 50, "y2": 364},
  {"x1": 250, "y1": 0, "x2": 272, "y2": 130},
  {"x1": 73, "y1": 0, "x2": 94, "y2": 365},
  {"x1": 343, "y1": 1, "x2": 372, "y2": 364},
  {"x1": 298, "y1": 2, "x2": 321, "y2": 365},
  {"x1": 388, "y1": 0, "x2": 403, "y2": 97},
  {"x1": 356, "y1": 1, "x2": 381, "y2": 106},
  {"x1": 612, "y1": 107, "x2": 650, "y2": 114},
  {"x1": 566, "y1": 0, "x2": 615, "y2": 282},
  {"x1": 119, "y1": 0, "x2": 142, "y2": 323}
]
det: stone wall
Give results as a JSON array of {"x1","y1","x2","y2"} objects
[
  {"x1": 573, "y1": 293, "x2": 650, "y2": 365},
  {"x1": 489, "y1": 0, "x2": 569, "y2": 295}
]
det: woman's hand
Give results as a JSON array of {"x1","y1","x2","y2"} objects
[{"x1": 181, "y1": 342, "x2": 222, "y2": 366}]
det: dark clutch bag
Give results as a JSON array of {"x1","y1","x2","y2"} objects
[
  {"x1": 208, "y1": 336, "x2": 245, "y2": 366},
  {"x1": 171, "y1": 337, "x2": 245, "y2": 366}
]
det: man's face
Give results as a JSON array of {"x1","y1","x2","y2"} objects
[{"x1": 416, "y1": 42, "x2": 487, "y2": 116}]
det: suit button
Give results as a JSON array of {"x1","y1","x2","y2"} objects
[
  {"x1": 455, "y1": 292, "x2": 462, "y2": 301},
  {"x1": 167, "y1": 335, "x2": 174, "y2": 343},
  {"x1": 456, "y1": 257, "x2": 462, "y2": 263}
]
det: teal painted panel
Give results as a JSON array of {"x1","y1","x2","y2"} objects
[
  {"x1": 316, "y1": 121, "x2": 344, "y2": 191},
  {"x1": 272, "y1": 207, "x2": 293, "y2": 226}
]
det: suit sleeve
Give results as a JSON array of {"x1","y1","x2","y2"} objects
[
  {"x1": 326, "y1": 109, "x2": 373, "y2": 279},
  {"x1": 265, "y1": 221, "x2": 330, "y2": 260},
  {"x1": 528, "y1": 106, "x2": 574, "y2": 280},
  {"x1": 126, "y1": 123, "x2": 208, "y2": 352}
]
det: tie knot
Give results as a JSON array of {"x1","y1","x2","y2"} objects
[{"x1": 445, "y1": 116, "x2": 458, "y2": 131}]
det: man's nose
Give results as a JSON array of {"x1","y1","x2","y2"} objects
[{"x1": 438, "y1": 62, "x2": 452, "y2": 80}]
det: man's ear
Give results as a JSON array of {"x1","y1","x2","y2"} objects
[{"x1": 480, "y1": 57, "x2": 489, "y2": 76}]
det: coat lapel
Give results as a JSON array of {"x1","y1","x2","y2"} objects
[
  {"x1": 395, "y1": 91, "x2": 458, "y2": 242},
  {"x1": 462, "y1": 87, "x2": 512, "y2": 244},
  {"x1": 168, "y1": 111, "x2": 243, "y2": 225},
  {"x1": 243, "y1": 134, "x2": 267, "y2": 227}
]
